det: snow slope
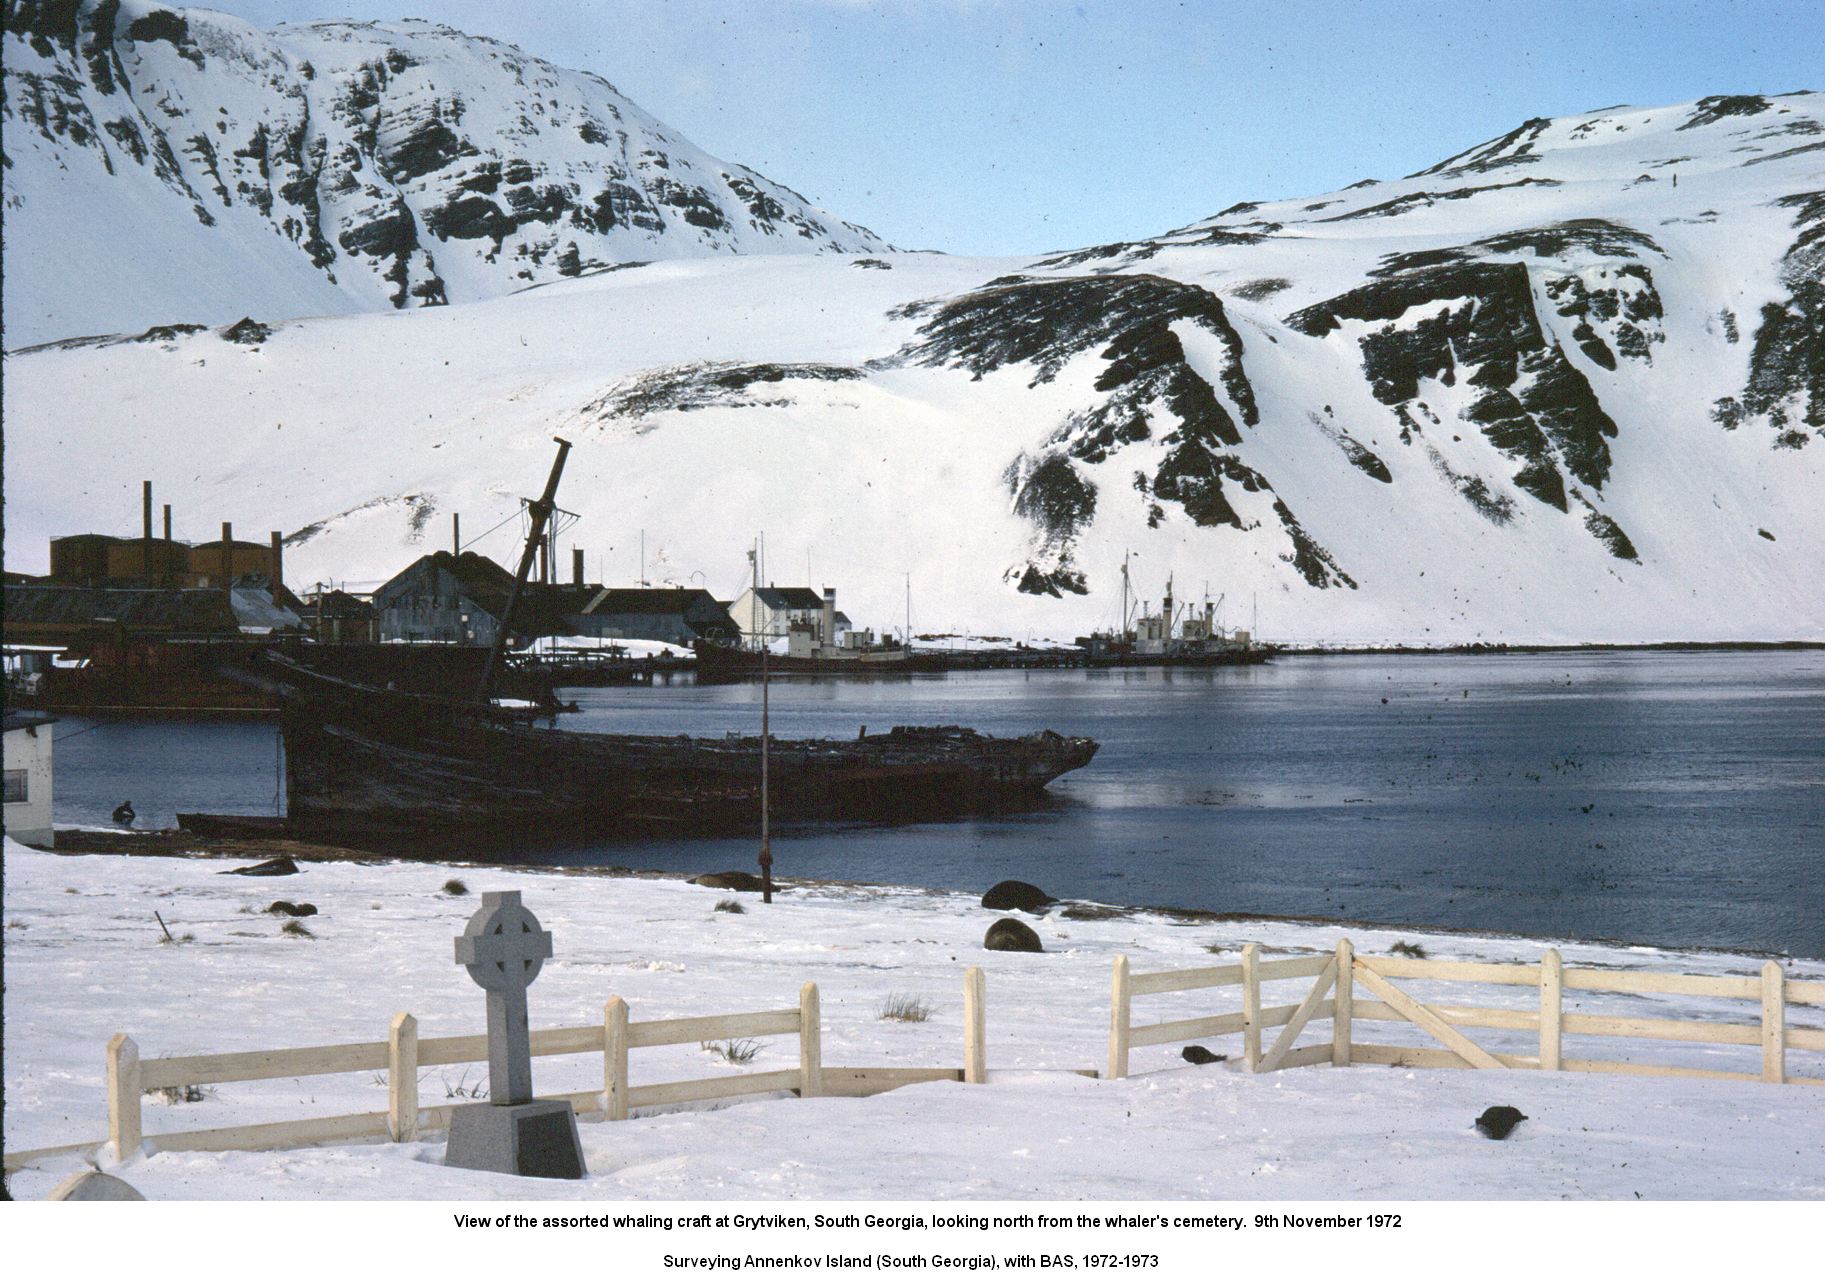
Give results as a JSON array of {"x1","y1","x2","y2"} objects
[
  {"x1": 2, "y1": 57, "x2": 1821, "y2": 641},
  {"x1": 2, "y1": 838, "x2": 1821, "y2": 1201},
  {"x1": 1, "y1": 0, "x2": 887, "y2": 343}
]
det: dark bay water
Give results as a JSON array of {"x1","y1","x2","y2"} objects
[{"x1": 48, "y1": 652, "x2": 1825, "y2": 957}]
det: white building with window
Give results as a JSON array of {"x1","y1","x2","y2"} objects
[{"x1": 3, "y1": 710, "x2": 56, "y2": 848}]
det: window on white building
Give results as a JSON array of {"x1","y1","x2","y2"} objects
[{"x1": 3, "y1": 769, "x2": 27, "y2": 803}]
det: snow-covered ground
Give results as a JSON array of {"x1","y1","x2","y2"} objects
[{"x1": 4, "y1": 836, "x2": 1820, "y2": 1201}]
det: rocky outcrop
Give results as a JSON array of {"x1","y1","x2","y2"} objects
[
  {"x1": 890, "y1": 273, "x2": 1354, "y2": 593},
  {"x1": 1, "y1": 1, "x2": 888, "y2": 337},
  {"x1": 1291, "y1": 252, "x2": 1644, "y2": 558},
  {"x1": 1713, "y1": 190, "x2": 1823, "y2": 448}
]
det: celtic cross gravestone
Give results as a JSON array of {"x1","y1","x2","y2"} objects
[{"x1": 442, "y1": 891, "x2": 585, "y2": 1178}]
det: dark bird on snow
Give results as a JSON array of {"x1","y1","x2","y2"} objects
[
  {"x1": 111, "y1": 801, "x2": 136, "y2": 827},
  {"x1": 1181, "y1": 1045, "x2": 1226, "y2": 1066},
  {"x1": 1475, "y1": 1105, "x2": 1527, "y2": 1140}
]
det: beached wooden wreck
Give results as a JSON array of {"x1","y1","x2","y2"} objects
[{"x1": 258, "y1": 653, "x2": 1097, "y2": 844}]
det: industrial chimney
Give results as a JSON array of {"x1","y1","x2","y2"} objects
[
  {"x1": 572, "y1": 547, "x2": 584, "y2": 591},
  {"x1": 142, "y1": 481, "x2": 154, "y2": 580},
  {"x1": 270, "y1": 531, "x2": 284, "y2": 606},
  {"x1": 222, "y1": 521, "x2": 234, "y2": 601},
  {"x1": 822, "y1": 588, "x2": 837, "y2": 648}
]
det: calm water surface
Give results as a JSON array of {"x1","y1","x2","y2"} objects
[{"x1": 49, "y1": 652, "x2": 1825, "y2": 956}]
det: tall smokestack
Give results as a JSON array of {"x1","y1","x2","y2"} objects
[
  {"x1": 270, "y1": 531, "x2": 284, "y2": 605},
  {"x1": 142, "y1": 481, "x2": 153, "y2": 580},
  {"x1": 822, "y1": 587, "x2": 836, "y2": 647},
  {"x1": 452, "y1": 512, "x2": 460, "y2": 558},
  {"x1": 163, "y1": 505, "x2": 172, "y2": 542},
  {"x1": 572, "y1": 547, "x2": 584, "y2": 591},
  {"x1": 222, "y1": 521, "x2": 233, "y2": 600}
]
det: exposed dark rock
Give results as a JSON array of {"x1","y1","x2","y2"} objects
[
  {"x1": 1293, "y1": 261, "x2": 1620, "y2": 518},
  {"x1": 586, "y1": 361, "x2": 863, "y2": 419},
  {"x1": 1322, "y1": 178, "x2": 1562, "y2": 222},
  {"x1": 124, "y1": 8, "x2": 204, "y2": 69},
  {"x1": 1181, "y1": 1045, "x2": 1226, "y2": 1065},
  {"x1": 724, "y1": 174, "x2": 787, "y2": 227},
  {"x1": 221, "y1": 317, "x2": 272, "y2": 345},
  {"x1": 224, "y1": 856, "x2": 299, "y2": 876},
  {"x1": 1680, "y1": 95, "x2": 1773, "y2": 130},
  {"x1": 379, "y1": 115, "x2": 478, "y2": 184},
  {"x1": 1409, "y1": 117, "x2": 1550, "y2": 179},
  {"x1": 267, "y1": 900, "x2": 317, "y2": 917},
  {"x1": 134, "y1": 322, "x2": 207, "y2": 342},
  {"x1": 850, "y1": 258, "x2": 892, "y2": 270},
  {"x1": 1572, "y1": 490, "x2": 1639, "y2": 561},
  {"x1": 691, "y1": 871, "x2": 776, "y2": 892},
  {"x1": 1474, "y1": 1105, "x2": 1528, "y2": 1139},
  {"x1": 1370, "y1": 220, "x2": 1663, "y2": 278},
  {"x1": 1013, "y1": 564, "x2": 1089, "y2": 597},
  {"x1": 983, "y1": 917, "x2": 1044, "y2": 953},
  {"x1": 1718, "y1": 191, "x2": 1824, "y2": 444},
  {"x1": 1009, "y1": 453, "x2": 1097, "y2": 544},
  {"x1": 1230, "y1": 277, "x2": 1291, "y2": 302},
  {"x1": 421, "y1": 193, "x2": 514, "y2": 242},
  {"x1": 981, "y1": 880, "x2": 1055, "y2": 913}
]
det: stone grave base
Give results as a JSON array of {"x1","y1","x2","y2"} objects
[{"x1": 444, "y1": 1100, "x2": 586, "y2": 1179}]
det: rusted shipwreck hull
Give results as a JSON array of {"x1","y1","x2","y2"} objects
[{"x1": 259, "y1": 656, "x2": 1098, "y2": 844}]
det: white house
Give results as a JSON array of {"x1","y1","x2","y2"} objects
[
  {"x1": 3, "y1": 709, "x2": 57, "y2": 848},
  {"x1": 724, "y1": 586, "x2": 852, "y2": 643}
]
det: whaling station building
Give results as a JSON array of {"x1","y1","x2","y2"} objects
[
  {"x1": 372, "y1": 550, "x2": 737, "y2": 647},
  {"x1": 724, "y1": 586, "x2": 854, "y2": 645}
]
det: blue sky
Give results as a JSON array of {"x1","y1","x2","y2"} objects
[{"x1": 205, "y1": 1, "x2": 1822, "y2": 254}]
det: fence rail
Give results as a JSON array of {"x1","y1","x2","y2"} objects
[
  {"x1": 1109, "y1": 940, "x2": 1825, "y2": 1086},
  {"x1": 7, "y1": 940, "x2": 1822, "y2": 1173},
  {"x1": 4, "y1": 968, "x2": 996, "y2": 1170}
]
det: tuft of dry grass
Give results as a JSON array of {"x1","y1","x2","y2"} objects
[
  {"x1": 715, "y1": 899, "x2": 745, "y2": 914},
  {"x1": 152, "y1": 1084, "x2": 207, "y2": 1105},
  {"x1": 442, "y1": 879, "x2": 468, "y2": 896},
  {"x1": 1390, "y1": 939, "x2": 1428, "y2": 959},
  {"x1": 281, "y1": 919, "x2": 315, "y2": 939},
  {"x1": 701, "y1": 1038, "x2": 762, "y2": 1065},
  {"x1": 878, "y1": 993, "x2": 932, "y2": 1023}
]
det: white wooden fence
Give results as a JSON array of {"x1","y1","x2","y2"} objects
[
  {"x1": 3, "y1": 969, "x2": 992, "y2": 1169},
  {"x1": 1108, "y1": 939, "x2": 1825, "y2": 1084},
  {"x1": 9, "y1": 941, "x2": 1821, "y2": 1171}
]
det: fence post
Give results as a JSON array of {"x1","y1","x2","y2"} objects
[
  {"x1": 107, "y1": 1033, "x2": 142, "y2": 1161},
  {"x1": 1540, "y1": 949, "x2": 1563, "y2": 1072},
  {"x1": 387, "y1": 1012, "x2": 418, "y2": 1142},
  {"x1": 1333, "y1": 938, "x2": 1353, "y2": 1067},
  {"x1": 1106, "y1": 954, "x2": 1131, "y2": 1079},
  {"x1": 1762, "y1": 961, "x2": 1785, "y2": 1084},
  {"x1": 604, "y1": 996, "x2": 630, "y2": 1120},
  {"x1": 799, "y1": 982, "x2": 823, "y2": 1097},
  {"x1": 964, "y1": 966, "x2": 987, "y2": 1084},
  {"x1": 1242, "y1": 943, "x2": 1261, "y2": 1073}
]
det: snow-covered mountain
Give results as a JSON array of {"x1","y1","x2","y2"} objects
[
  {"x1": 3, "y1": 18, "x2": 1820, "y2": 643},
  {"x1": 1, "y1": 0, "x2": 887, "y2": 343}
]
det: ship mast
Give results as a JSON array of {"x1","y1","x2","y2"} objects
[
  {"x1": 751, "y1": 541, "x2": 773, "y2": 903},
  {"x1": 477, "y1": 437, "x2": 571, "y2": 705},
  {"x1": 1120, "y1": 551, "x2": 1130, "y2": 640}
]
